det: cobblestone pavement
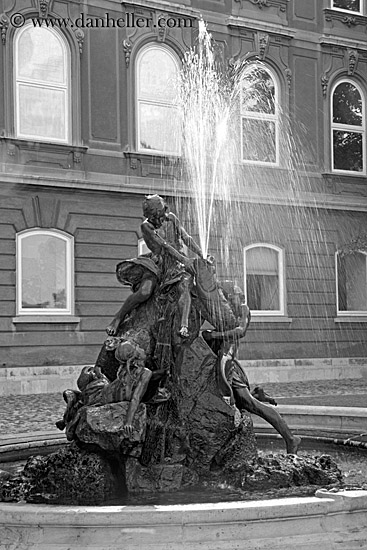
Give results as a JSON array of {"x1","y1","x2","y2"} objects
[{"x1": 0, "y1": 378, "x2": 366, "y2": 437}]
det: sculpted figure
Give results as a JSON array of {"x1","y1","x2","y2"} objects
[
  {"x1": 106, "y1": 195, "x2": 205, "y2": 339},
  {"x1": 57, "y1": 339, "x2": 152, "y2": 440},
  {"x1": 202, "y1": 281, "x2": 301, "y2": 455}
]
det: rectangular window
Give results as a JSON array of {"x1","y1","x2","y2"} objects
[
  {"x1": 242, "y1": 119, "x2": 276, "y2": 164},
  {"x1": 245, "y1": 245, "x2": 284, "y2": 315},
  {"x1": 337, "y1": 253, "x2": 367, "y2": 313},
  {"x1": 333, "y1": 131, "x2": 363, "y2": 172},
  {"x1": 332, "y1": 0, "x2": 362, "y2": 13}
]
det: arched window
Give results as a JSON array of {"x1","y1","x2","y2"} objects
[
  {"x1": 240, "y1": 65, "x2": 279, "y2": 165},
  {"x1": 17, "y1": 229, "x2": 74, "y2": 315},
  {"x1": 336, "y1": 251, "x2": 367, "y2": 314},
  {"x1": 14, "y1": 23, "x2": 71, "y2": 143},
  {"x1": 332, "y1": 0, "x2": 363, "y2": 15},
  {"x1": 331, "y1": 80, "x2": 365, "y2": 173},
  {"x1": 244, "y1": 244, "x2": 284, "y2": 315},
  {"x1": 136, "y1": 44, "x2": 180, "y2": 154}
]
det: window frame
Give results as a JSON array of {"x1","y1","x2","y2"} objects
[
  {"x1": 331, "y1": 0, "x2": 363, "y2": 15},
  {"x1": 240, "y1": 64, "x2": 280, "y2": 167},
  {"x1": 335, "y1": 250, "x2": 367, "y2": 316},
  {"x1": 13, "y1": 22, "x2": 72, "y2": 144},
  {"x1": 243, "y1": 243, "x2": 285, "y2": 316},
  {"x1": 331, "y1": 79, "x2": 366, "y2": 175},
  {"x1": 135, "y1": 43, "x2": 180, "y2": 156},
  {"x1": 16, "y1": 228, "x2": 74, "y2": 316}
]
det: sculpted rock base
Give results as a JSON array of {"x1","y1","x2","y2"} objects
[
  {"x1": 73, "y1": 402, "x2": 147, "y2": 456},
  {"x1": 0, "y1": 444, "x2": 123, "y2": 505}
]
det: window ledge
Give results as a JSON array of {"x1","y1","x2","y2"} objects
[
  {"x1": 124, "y1": 150, "x2": 181, "y2": 164},
  {"x1": 334, "y1": 316, "x2": 367, "y2": 323},
  {"x1": 12, "y1": 315, "x2": 81, "y2": 324},
  {"x1": 250, "y1": 316, "x2": 292, "y2": 323}
]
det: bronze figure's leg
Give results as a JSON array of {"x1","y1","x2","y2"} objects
[
  {"x1": 177, "y1": 273, "x2": 193, "y2": 338},
  {"x1": 106, "y1": 277, "x2": 157, "y2": 336},
  {"x1": 234, "y1": 386, "x2": 301, "y2": 454}
]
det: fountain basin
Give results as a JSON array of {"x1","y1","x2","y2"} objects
[
  {"x1": 1, "y1": 406, "x2": 367, "y2": 550},
  {"x1": 1, "y1": 490, "x2": 367, "y2": 550}
]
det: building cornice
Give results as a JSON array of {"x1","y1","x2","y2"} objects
[
  {"x1": 121, "y1": 0, "x2": 201, "y2": 18},
  {"x1": 1, "y1": 169, "x2": 367, "y2": 212},
  {"x1": 320, "y1": 35, "x2": 367, "y2": 51},
  {"x1": 226, "y1": 16, "x2": 294, "y2": 39}
]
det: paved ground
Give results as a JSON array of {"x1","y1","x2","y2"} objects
[{"x1": 0, "y1": 378, "x2": 366, "y2": 438}]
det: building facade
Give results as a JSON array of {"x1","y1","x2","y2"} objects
[{"x1": 0, "y1": 0, "x2": 367, "y2": 376}]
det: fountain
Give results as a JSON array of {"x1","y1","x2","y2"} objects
[{"x1": 0, "y1": 21, "x2": 367, "y2": 550}]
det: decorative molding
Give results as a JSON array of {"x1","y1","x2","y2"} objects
[
  {"x1": 251, "y1": 0, "x2": 269, "y2": 8},
  {"x1": 342, "y1": 15, "x2": 357, "y2": 27},
  {"x1": 324, "y1": 8, "x2": 366, "y2": 29},
  {"x1": 347, "y1": 48, "x2": 359, "y2": 75},
  {"x1": 234, "y1": 0, "x2": 289, "y2": 14},
  {"x1": 0, "y1": 14, "x2": 9, "y2": 45},
  {"x1": 73, "y1": 151, "x2": 81, "y2": 164},
  {"x1": 123, "y1": 39, "x2": 132, "y2": 67},
  {"x1": 74, "y1": 29, "x2": 84, "y2": 55},
  {"x1": 7, "y1": 143, "x2": 16, "y2": 157}
]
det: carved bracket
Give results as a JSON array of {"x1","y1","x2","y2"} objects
[
  {"x1": 347, "y1": 48, "x2": 359, "y2": 75},
  {"x1": 321, "y1": 74, "x2": 329, "y2": 98},
  {"x1": 154, "y1": 13, "x2": 169, "y2": 43},
  {"x1": 285, "y1": 67, "x2": 292, "y2": 88},
  {"x1": 123, "y1": 39, "x2": 132, "y2": 68},
  {"x1": 38, "y1": 0, "x2": 52, "y2": 19},
  {"x1": 74, "y1": 29, "x2": 84, "y2": 55},
  {"x1": 256, "y1": 32, "x2": 269, "y2": 60},
  {"x1": 0, "y1": 14, "x2": 8, "y2": 45}
]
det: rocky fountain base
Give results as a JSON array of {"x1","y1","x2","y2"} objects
[{"x1": 0, "y1": 335, "x2": 343, "y2": 506}]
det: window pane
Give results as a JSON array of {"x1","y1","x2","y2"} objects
[
  {"x1": 333, "y1": 0, "x2": 361, "y2": 12},
  {"x1": 241, "y1": 67, "x2": 275, "y2": 115},
  {"x1": 247, "y1": 275, "x2": 280, "y2": 311},
  {"x1": 333, "y1": 130, "x2": 363, "y2": 171},
  {"x1": 242, "y1": 119, "x2": 276, "y2": 163},
  {"x1": 18, "y1": 84, "x2": 67, "y2": 141},
  {"x1": 17, "y1": 27, "x2": 66, "y2": 84},
  {"x1": 246, "y1": 247, "x2": 280, "y2": 311},
  {"x1": 338, "y1": 253, "x2": 367, "y2": 311},
  {"x1": 139, "y1": 103, "x2": 179, "y2": 153},
  {"x1": 333, "y1": 83, "x2": 362, "y2": 126},
  {"x1": 21, "y1": 235, "x2": 67, "y2": 309},
  {"x1": 138, "y1": 48, "x2": 177, "y2": 102}
]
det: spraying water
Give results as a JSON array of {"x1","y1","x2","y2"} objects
[{"x1": 178, "y1": 21, "x2": 241, "y2": 258}]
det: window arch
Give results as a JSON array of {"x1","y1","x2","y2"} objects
[
  {"x1": 336, "y1": 250, "x2": 367, "y2": 314},
  {"x1": 331, "y1": 0, "x2": 363, "y2": 15},
  {"x1": 244, "y1": 244, "x2": 285, "y2": 315},
  {"x1": 14, "y1": 23, "x2": 71, "y2": 143},
  {"x1": 331, "y1": 80, "x2": 365, "y2": 174},
  {"x1": 240, "y1": 64, "x2": 279, "y2": 165},
  {"x1": 16, "y1": 229, "x2": 74, "y2": 315},
  {"x1": 136, "y1": 44, "x2": 180, "y2": 154}
]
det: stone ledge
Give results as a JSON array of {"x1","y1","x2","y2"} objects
[
  {"x1": 0, "y1": 490, "x2": 366, "y2": 549},
  {"x1": 1, "y1": 357, "x2": 367, "y2": 395}
]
